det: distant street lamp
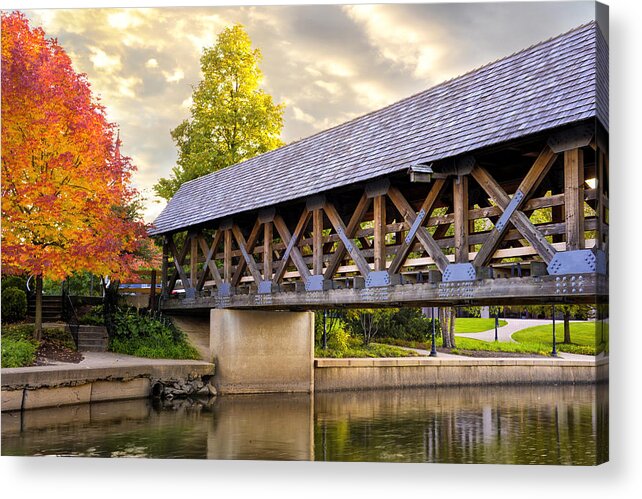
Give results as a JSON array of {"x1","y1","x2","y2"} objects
[
  {"x1": 494, "y1": 309, "x2": 499, "y2": 342},
  {"x1": 430, "y1": 306, "x2": 438, "y2": 357},
  {"x1": 322, "y1": 309, "x2": 328, "y2": 350},
  {"x1": 551, "y1": 304, "x2": 558, "y2": 357}
]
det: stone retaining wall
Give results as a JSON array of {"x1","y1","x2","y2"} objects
[{"x1": 314, "y1": 357, "x2": 609, "y2": 392}]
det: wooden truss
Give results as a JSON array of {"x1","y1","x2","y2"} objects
[{"x1": 160, "y1": 129, "x2": 608, "y2": 300}]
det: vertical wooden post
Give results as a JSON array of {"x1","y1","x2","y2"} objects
[
  {"x1": 453, "y1": 175, "x2": 469, "y2": 263},
  {"x1": 149, "y1": 269, "x2": 157, "y2": 310},
  {"x1": 552, "y1": 205, "x2": 564, "y2": 243},
  {"x1": 264, "y1": 221, "x2": 273, "y2": 280},
  {"x1": 224, "y1": 229, "x2": 233, "y2": 283},
  {"x1": 190, "y1": 232, "x2": 198, "y2": 290},
  {"x1": 373, "y1": 195, "x2": 386, "y2": 271},
  {"x1": 313, "y1": 209, "x2": 323, "y2": 275},
  {"x1": 161, "y1": 236, "x2": 169, "y2": 298},
  {"x1": 564, "y1": 148, "x2": 585, "y2": 250},
  {"x1": 596, "y1": 148, "x2": 605, "y2": 250}
]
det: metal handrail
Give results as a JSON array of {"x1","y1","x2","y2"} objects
[{"x1": 62, "y1": 289, "x2": 80, "y2": 349}]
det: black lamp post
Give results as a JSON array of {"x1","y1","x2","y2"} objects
[
  {"x1": 430, "y1": 306, "x2": 438, "y2": 357},
  {"x1": 322, "y1": 309, "x2": 328, "y2": 350},
  {"x1": 551, "y1": 304, "x2": 558, "y2": 357},
  {"x1": 494, "y1": 308, "x2": 499, "y2": 342}
]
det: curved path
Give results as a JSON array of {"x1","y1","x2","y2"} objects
[{"x1": 455, "y1": 318, "x2": 553, "y2": 343}]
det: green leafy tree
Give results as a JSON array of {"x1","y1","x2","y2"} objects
[
  {"x1": 346, "y1": 308, "x2": 397, "y2": 346},
  {"x1": 154, "y1": 24, "x2": 285, "y2": 200}
]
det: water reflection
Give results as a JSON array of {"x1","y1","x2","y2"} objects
[{"x1": 1, "y1": 384, "x2": 608, "y2": 465}]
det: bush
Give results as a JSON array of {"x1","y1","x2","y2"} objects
[
  {"x1": 1, "y1": 275, "x2": 27, "y2": 292},
  {"x1": 1, "y1": 287, "x2": 27, "y2": 323},
  {"x1": 1, "y1": 324, "x2": 38, "y2": 367},
  {"x1": 80, "y1": 305, "x2": 105, "y2": 326},
  {"x1": 109, "y1": 308, "x2": 200, "y2": 360}
]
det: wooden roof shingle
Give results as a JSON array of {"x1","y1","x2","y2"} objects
[{"x1": 150, "y1": 22, "x2": 608, "y2": 236}]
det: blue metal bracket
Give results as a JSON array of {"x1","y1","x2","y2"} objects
[
  {"x1": 185, "y1": 288, "x2": 196, "y2": 299},
  {"x1": 258, "y1": 280, "x2": 274, "y2": 294},
  {"x1": 547, "y1": 249, "x2": 607, "y2": 275},
  {"x1": 443, "y1": 263, "x2": 477, "y2": 282},
  {"x1": 405, "y1": 209, "x2": 427, "y2": 244},
  {"x1": 305, "y1": 275, "x2": 333, "y2": 292},
  {"x1": 336, "y1": 226, "x2": 354, "y2": 253},
  {"x1": 365, "y1": 271, "x2": 402, "y2": 288},
  {"x1": 495, "y1": 190, "x2": 524, "y2": 232},
  {"x1": 218, "y1": 283, "x2": 233, "y2": 297}
]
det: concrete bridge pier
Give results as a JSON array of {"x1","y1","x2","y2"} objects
[{"x1": 209, "y1": 309, "x2": 314, "y2": 394}]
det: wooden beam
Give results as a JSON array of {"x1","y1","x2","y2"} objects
[
  {"x1": 264, "y1": 221, "x2": 273, "y2": 280},
  {"x1": 388, "y1": 179, "x2": 446, "y2": 274},
  {"x1": 190, "y1": 232, "x2": 199, "y2": 289},
  {"x1": 273, "y1": 212, "x2": 312, "y2": 283},
  {"x1": 387, "y1": 185, "x2": 450, "y2": 272},
  {"x1": 596, "y1": 148, "x2": 605, "y2": 250},
  {"x1": 231, "y1": 220, "x2": 262, "y2": 286},
  {"x1": 161, "y1": 237, "x2": 169, "y2": 297},
  {"x1": 197, "y1": 231, "x2": 223, "y2": 290},
  {"x1": 471, "y1": 165, "x2": 557, "y2": 264},
  {"x1": 453, "y1": 176, "x2": 469, "y2": 263},
  {"x1": 324, "y1": 193, "x2": 371, "y2": 279},
  {"x1": 231, "y1": 224, "x2": 263, "y2": 285},
  {"x1": 373, "y1": 195, "x2": 386, "y2": 271},
  {"x1": 323, "y1": 200, "x2": 371, "y2": 278},
  {"x1": 564, "y1": 148, "x2": 585, "y2": 250},
  {"x1": 168, "y1": 234, "x2": 191, "y2": 291},
  {"x1": 313, "y1": 209, "x2": 323, "y2": 275},
  {"x1": 472, "y1": 145, "x2": 558, "y2": 267},
  {"x1": 224, "y1": 229, "x2": 233, "y2": 283}
]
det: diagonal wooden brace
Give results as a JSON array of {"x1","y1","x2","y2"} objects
[
  {"x1": 388, "y1": 179, "x2": 446, "y2": 274},
  {"x1": 323, "y1": 200, "x2": 371, "y2": 278},
  {"x1": 472, "y1": 160, "x2": 557, "y2": 265},
  {"x1": 387, "y1": 185, "x2": 450, "y2": 273},
  {"x1": 231, "y1": 224, "x2": 264, "y2": 285},
  {"x1": 231, "y1": 220, "x2": 263, "y2": 286},
  {"x1": 196, "y1": 231, "x2": 223, "y2": 290},
  {"x1": 472, "y1": 145, "x2": 558, "y2": 267},
  {"x1": 273, "y1": 211, "x2": 312, "y2": 283}
]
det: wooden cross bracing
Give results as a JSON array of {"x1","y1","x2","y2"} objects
[{"x1": 160, "y1": 137, "x2": 606, "y2": 298}]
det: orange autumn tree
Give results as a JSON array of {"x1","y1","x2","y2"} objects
[{"x1": 1, "y1": 12, "x2": 148, "y2": 339}]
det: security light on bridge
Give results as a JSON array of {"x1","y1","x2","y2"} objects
[{"x1": 408, "y1": 162, "x2": 434, "y2": 183}]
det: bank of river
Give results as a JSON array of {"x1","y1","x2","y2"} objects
[{"x1": 1, "y1": 384, "x2": 608, "y2": 465}]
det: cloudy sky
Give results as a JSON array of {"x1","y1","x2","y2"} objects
[{"x1": 15, "y1": 1, "x2": 596, "y2": 223}]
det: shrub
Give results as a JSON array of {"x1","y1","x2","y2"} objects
[
  {"x1": 1, "y1": 287, "x2": 27, "y2": 323},
  {"x1": 1, "y1": 324, "x2": 38, "y2": 368},
  {"x1": 109, "y1": 308, "x2": 200, "y2": 360},
  {"x1": 1, "y1": 275, "x2": 27, "y2": 292},
  {"x1": 80, "y1": 305, "x2": 105, "y2": 326}
]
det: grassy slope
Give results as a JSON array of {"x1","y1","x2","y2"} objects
[
  {"x1": 455, "y1": 318, "x2": 508, "y2": 333},
  {"x1": 512, "y1": 321, "x2": 608, "y2": 355}
]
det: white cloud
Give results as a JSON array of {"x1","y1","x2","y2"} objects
[
  {"x1": 145, "y1": 58, "x2": 159, "y2": 69},
  {"x1": 164, "y1": 69, "x2": 185, "y2": 83},
  {"x1": 88, "y1": 46, "x2": 121, "y2": 72}
]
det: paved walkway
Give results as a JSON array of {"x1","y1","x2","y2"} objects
[{"x1": 456, "y1": 318, "x2": 551, "y2": 343}]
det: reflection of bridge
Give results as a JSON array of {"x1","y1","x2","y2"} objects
[{"x1": 151, "y1": 23, "x2": 608, "y2": 313}]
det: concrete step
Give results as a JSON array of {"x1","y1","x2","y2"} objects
[{"x1": 78, "y1": 345, "x2": 108, "y2": 352}]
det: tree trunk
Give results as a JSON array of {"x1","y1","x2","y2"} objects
[
  {"x1": 34, "y1": 275, "x2": 43, "y2": 341},
  {"x1": 440, "y1": 307, "x2": 453, "y2": 348},
  {"x1": 449, "y1": 307, "x2": 457, "y2": 348},
  {"x1": 563, "y1": 310, "x2": 572, "y2": 344}
]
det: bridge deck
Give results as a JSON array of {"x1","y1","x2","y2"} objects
[{"x1": 161, "y1": 273, "x2": 607, "y2": 311}]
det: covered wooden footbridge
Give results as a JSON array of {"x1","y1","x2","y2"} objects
[{"x1": 150, "y1": 22, "x2": 608, "y2": 312}]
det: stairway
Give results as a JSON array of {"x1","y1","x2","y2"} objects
[
  {"x1": 74, "y1": 325, "x2": 109, "y2": 352},
  {"x1": 28, "y1": 295, "x2": 63, "y2": 322}
]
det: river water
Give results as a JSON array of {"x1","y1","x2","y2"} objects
[{"x1": 1, "y1": 384, "x2": 608, "y2": 465}]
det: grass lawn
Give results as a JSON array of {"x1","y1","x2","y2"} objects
[
  {"x1": 455, "y1": 318, "x2": 508, "y2": 333},
  {"x1": 512, "y1": 321, "x2": 608, "y2": 355},
  {"x1": 384, "y1": 337, "x2": 552, "y2": 356},
  {"x1": 315, "y1": 342, "x2": 420, "y2": 358}
]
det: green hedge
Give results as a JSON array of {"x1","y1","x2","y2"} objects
[
  {"x1": 1, "y1": 287, "x2": 27, "y2": 323},
  {"x1": 1, "y1": 324, "x2": 38, "y2": 367}
]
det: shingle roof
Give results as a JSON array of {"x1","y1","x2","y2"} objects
[{"x1": 150, "y1": 21, "x2": 608, "y2": 236}]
